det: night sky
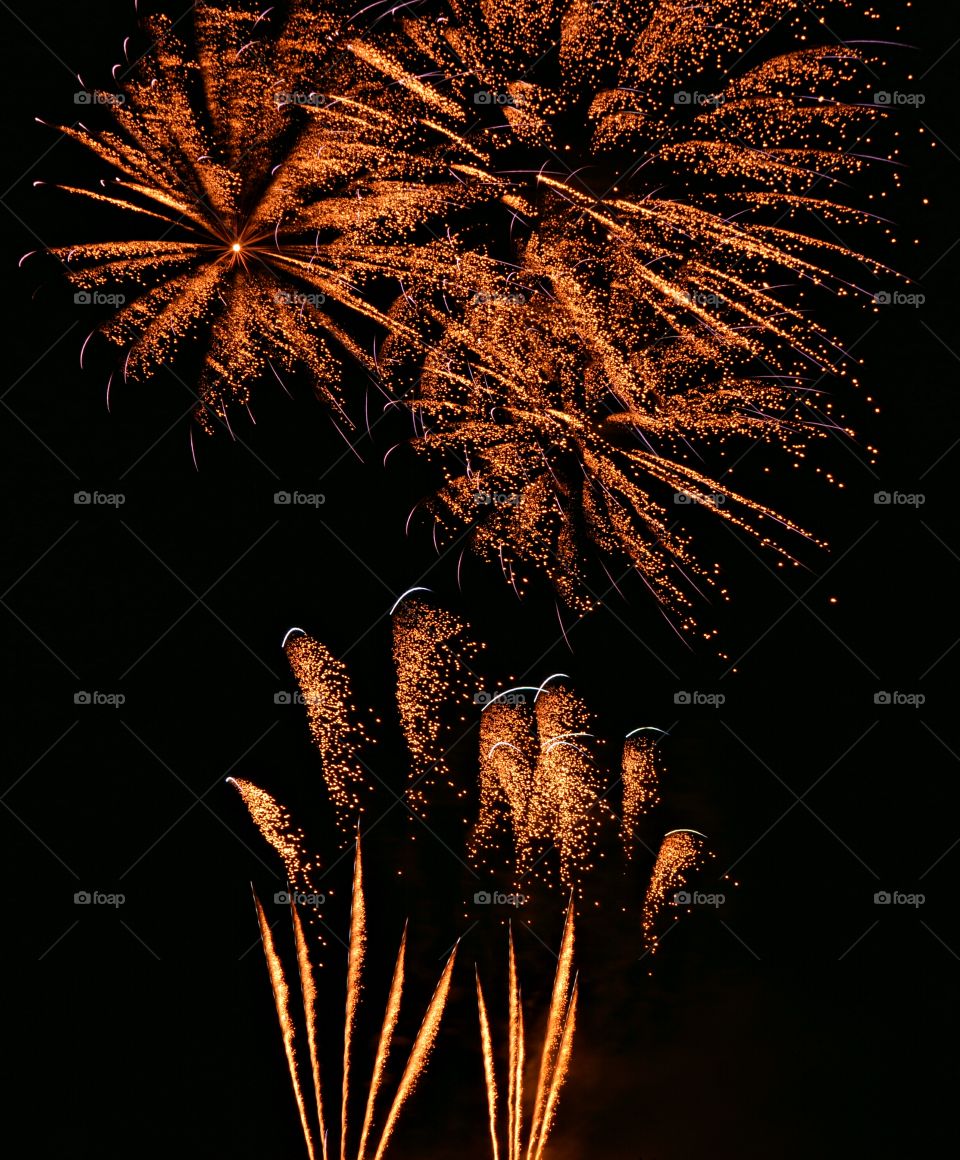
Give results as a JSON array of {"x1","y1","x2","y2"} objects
[{"x1": 2, "y1": 2, "x2": 958, "y2": 1157}]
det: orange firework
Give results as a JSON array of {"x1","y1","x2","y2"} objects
[
  {"x1": 37, "y1": 1, "x2": 472, "y2": 432},
  {"x1": 475, "y1": 904, "x2": 579, "y2": 1160},
  {"x1": 642, "y1": 828, "x2": 712, "y2": 954},
  {"x1": 284, "y1": 629, "x2": 373, "y2": 835},
  {"x1": 621, "y1": 731, "x2": 663, "y2": 859},
  {"x1": 471, "y1": 680, "x2": 615, "y2": 893},
  {"x1": 366, "y1": 0, "x2": 898, "y2": 620},
  {"x1": 229, "y1": 776, "x2": 322, "y2": 896},
  {"x1": 391, "y1": 593, "x2": 484, "y2": 816},
  {"x1": 247, "y1": 831, "x2": 458, "y2": 1160}
]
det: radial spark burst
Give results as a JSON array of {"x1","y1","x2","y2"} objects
[
  {"x1": 37, "y1": 1, "x2": 475, "y2": 432},
  {"x1": 368, "y1": 0, "x2": 898, "y2": 619}
]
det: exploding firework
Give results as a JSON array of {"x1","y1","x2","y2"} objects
[
  {"x1": 35, "y1": 1, "x2": 475, "y2": 433},
  {"x1": 284, "y1": 627, "x2": 374, "y2": 832},
  {"x1": 641, "y1": 828, "x2": 713, "y2": 954},
  {"x1": 476, "y1": 905, "x2": 578, "y2": 1160},
  {"x1": 229, "y1": 776, "x2": 323, "y2": 896},
  {"x1": 247, "y1": 832, "x2": 458, "y2": 1160},
  {"x1": 391, "y1": 593, "x2": 485, "y2": 815},
  {"x1": 280, "y1": 594, "x2": 711, "y2": 935},
  {"x1": 471, "y1": 679, "x2": 614, "y2": 893},
  {"x1": 34, "y1": 0, "x2": 899, "y2": 624},
  {"x1": 367, "y1": 0, "x2": 898, "y2": 620},
  {"x1": 620, "y1": 730, "x2": 663, "y2": 859}
]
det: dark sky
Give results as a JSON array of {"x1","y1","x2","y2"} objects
[{"x1": 2, "y1": 2, "x2": 958, "y2": 1158}]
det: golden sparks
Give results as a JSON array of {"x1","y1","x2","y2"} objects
[
  {"x1": 250, "y1": 835, "x2": 458, "y2": 1160},
  {"x1": 476, "y1": 906, "x2": 578, "y2": 1160},
  {"x1": 642, "y1": 829, "x2": 712, "y2": 953},
  {"x1": 285, "y1": 630, "x2": 373, "y2": 832}
]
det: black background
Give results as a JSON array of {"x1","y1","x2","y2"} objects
[{"x1": 2, "y1": 2, "x2": 959, "y2": 1157}]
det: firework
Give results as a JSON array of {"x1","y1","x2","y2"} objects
[
  {"x1": 280, "y1": 596, "x2": 707, "y2": 907},
  {"x1": 246, "y1": 828, "x2": 458, "y2": 1160},
  {"x1": 475, "y1": 906, "x2": 579, "y2": 1160},
  {"x1": 391, "y1": 593, "x2": 484, "y2": 815},
  {"x1": 38, "y1": 1, "x2": 474, "y2": 431},
  {"x1": 367, "y1": 0, "x2": 897, "y2": 620},
  {"x1": 229, "y1": 776, "x2": 322, "y2": 895},
  {"x1": 620, "y1": 731, "x2": 663, "y2": 859},
  {"x1": 284, "y1": 628, "x2": 373, "y2": 833},
  {"x1": 471, "y1": 680, "x2": 615, "y2": 893},
  {"x1": 641, "y1": 828, "x2": 712, "y2": 954}
]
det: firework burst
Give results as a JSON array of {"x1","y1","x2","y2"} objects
[
  {"x1": 37, "y1": 0, "x2": 477, "y2": 432},
  {"x1": 279, "y1": 594, "x2": 711, "y2": 937},
  {"x1": 247, "y1": 833, "x2": 459, "y2": 1160},
  {"x1": 476, "y1": 905, "x2": 579, "y2": 1160}
]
